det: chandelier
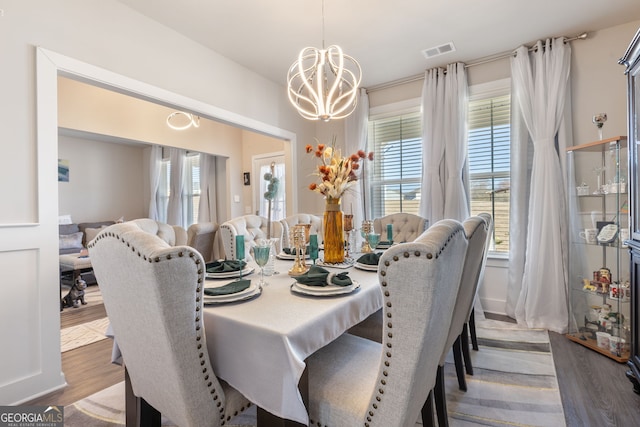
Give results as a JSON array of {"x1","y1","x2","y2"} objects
[
  {"x1": 166, "y1": 111, "x2": 200, "y2": 130},
  {"x1": 286, "y1": 1, "x2": 362, "y2": 122}
]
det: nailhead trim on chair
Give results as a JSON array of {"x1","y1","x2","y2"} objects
[
  {"x1": 89, "y1": 230, "x2": 243, "y2": 425},
  {"x1": 364, "y1": 227, "x2": 463, "y2": 426}
]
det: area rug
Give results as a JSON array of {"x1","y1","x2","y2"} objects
[
  {"x1": 442, "y1": 318, "x2": 566, "y2": 426},
  {"x1": 63, "y1": 318, "x2": 565, "y2": 427},
  {"x1": 60, "y1": 317, "x2": 110, "y2": 352},
  {"x1": 60, "y1": 286, "x2": 109, "y2": 352}
]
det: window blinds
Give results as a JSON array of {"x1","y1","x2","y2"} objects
[{"x1": 369, "y1": 112, "x2": 422, "y2": 217}]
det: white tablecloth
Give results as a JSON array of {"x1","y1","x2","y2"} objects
[{"x1": 202, "y1": 259, "x2": 382, "y2": 425}]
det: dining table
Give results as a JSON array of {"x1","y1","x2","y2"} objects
[{"x1": 202, "y1": 256, "x2": 383, "y2": 426}]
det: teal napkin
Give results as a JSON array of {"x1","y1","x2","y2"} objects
[
  {"x1": 295, "y1": 265, "x2": 352, "y2": 287},
  {"x1": 378, "y1": 240, "x2": 393, "y2": 246},
  {"x1": 204, "y1": 279, "x2": 251, "y2": 296},
  {"x1": 206, "y1": 260, "x2": 246, "y2": 273},
  {"x1": 283, "y1": 246, "x2": 309, "y2": 255},
  {"x1": 357, "y1": 252, "x2": 382, "y2": 265}
]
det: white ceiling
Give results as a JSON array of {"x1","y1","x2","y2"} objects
[{"x1": 116, "y1": 0, "x2": 640, "y2": 88}]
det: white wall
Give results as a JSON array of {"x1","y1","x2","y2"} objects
[
  {"x1": 58, "y1": 135, "x2": 146, "y2": 223},
  {"x1": 0, "y1": 0, "x2": 314, "y2": 405}
]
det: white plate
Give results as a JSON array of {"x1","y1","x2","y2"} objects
[
  {"x1": 205, "y1": 266, "x2": 254, "y2": 279},
  {"x1": 290, "y1": 280, "x2": 360, "y2": 296},
  {"x1": 354, "y1": 262, "x2": 378, "y2": 271},
  {"x1": 277, "y1": 252, "x2": 310, "y2": 260},
  {"x1": 203, "y1": 282, "x2": 261, "y2": 304}
]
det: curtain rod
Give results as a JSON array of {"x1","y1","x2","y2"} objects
[{"x1": 365, "y1": 32, "x2": 588, "y2": 93}]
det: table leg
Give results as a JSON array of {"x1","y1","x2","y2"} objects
[{"x1": 256, "y1": 367, "x2": 308, "y2": 427}]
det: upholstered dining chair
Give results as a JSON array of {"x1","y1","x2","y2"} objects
[
  {"x1": 88, "y1": 220, "x2": 252, "y2": 427},
  {"x1": 219, "y1": 214, "x2": 283, "y2": 260},
  {"x1": 305, "y1": 219, "x2": 468, "y2": 427},
  {"x1": 426, "y1": 214, "x2": 491, "y2": 427},
  {"x1": 280, "y1": 213, "x2": 322, "y2": 246},
  {"x1": 186, "y1": 222, "x2": 218, "y2": 263},
  {"x1": 348, "y1": 214, "x2": 430, "y2": 342},
  {"x1": 124, "y1": 217, "x2": 187, "y2": 246},
  {"x1": 373, "y1": 212, "x2": 429, "y2": 243},
  {"x1": 466, "y1": 213, "x2": 493, "y2": 356}
]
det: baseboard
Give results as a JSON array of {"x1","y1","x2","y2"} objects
[{"x1": 479, "y1": 297, "x2": 507, "y2": 317}]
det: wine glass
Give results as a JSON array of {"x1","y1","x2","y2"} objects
[
  {"x1": 253, "y1": 243, "x2": 271, "y2": 287},
  {"x1": 593, "y1": 113, "x2": 607, "y2": 140},
  {"x1": 367, "y1": 233, "x2": 381, "y2": 251}
]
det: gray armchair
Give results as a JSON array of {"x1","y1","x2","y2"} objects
[
  {"x1": 280, "y1": 213, "x2": 323, "y2": 247},
  {"x1": 373, "y1": 212, "x2": 429, "y2": 243},
  {"x1": 186, "y1": 222, "x2": 219, "y2": 263},
  {"x1": 88, "y1": 220, "x2": 251, "y2": 426},
  {"x1": 219, "y1": 214, "x2": 283, "y2": 260}
]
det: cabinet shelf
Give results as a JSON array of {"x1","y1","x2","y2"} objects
[
  {"x1": 567, "y1": 135, "x2": 630, "y2": 363},
  {"x1": 570, "y1": 286, "x2": 631, "y2": 303},
  {"x1": 566, "y1": 333, "x2": 630, "y2": 363}
]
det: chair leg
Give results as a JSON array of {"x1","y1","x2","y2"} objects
[
  {"x1": 421, "y1": 389, "x2": 436, "y2": 427},
  {"x1": 470, "y1": 307, "x2": 479, "y2": 351},
  {"x1": 461, "y1": 323, "x2": 473, "y2": 376},
  {"x1": 434, "y1": 365, "x2": 449, "y2": 427},
  {"x1": 453, "y1": 337, "x2": 467, "y2": 392}
]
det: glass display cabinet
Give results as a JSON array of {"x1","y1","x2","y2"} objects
[
  {"x1": 619, "y1": 26, "x2": 640, "y2": 393},
  {"x1": 566, "y1": 136, "x2": 630, "y2": 363}
]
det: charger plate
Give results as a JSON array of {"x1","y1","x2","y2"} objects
[
  {"x1": 316, "y1": 258, "x2": 355, "y2": 269},
  {"x1": 354, "y1": 262, "x2": 378, "y2": 272},
  {"x1": 290, "y1": 280, "x2": 360, "y2": 297},
  {"x1": 205, "y1": 267, "x2": 254, "y2": 279},
  {"x1": 277, "y1": 252, "x2": 310, "y2": 260},
  {"x1": 203, "y1": 281, "x2": 261, "y2": 304}
]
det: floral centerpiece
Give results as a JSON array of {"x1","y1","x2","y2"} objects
[{"x1": 306, "y1": 137, "x2": 373, "y2": 263}]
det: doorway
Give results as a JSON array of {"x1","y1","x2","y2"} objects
[{"x1": 253, "y1": 152, "x2": 286, "y2": 220}]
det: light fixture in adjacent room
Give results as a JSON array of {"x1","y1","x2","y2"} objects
[
  {"x1": 286, "y1": 0, "x2": 362, "y2": 122},
  {"x1": 166, "y1": 111, "x2": 200, "y2": 130}
]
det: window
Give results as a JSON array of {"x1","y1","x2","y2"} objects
[
  {"x1": 183, "y1": 153, "x2": 201, "y2": 226},
  {"x1": 157, "y1": 158, "x2": 170, "y2": 224},
  {"x1": 157, "y1": 151, "x2": 201, "y2": 228},
  {"x1": 467, "y1": 81, "x2": 511, "y2": 253},
  {"x1": 368, "y1": 111, "x2": 422, "y2": 219}
]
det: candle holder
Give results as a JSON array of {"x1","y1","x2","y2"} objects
[
  {"x1": 360, "y1": 220, "x2": 374, "y2": 253},
  {"x1": 288, "y1": 225, "x2": 309, "y2": 276},
  {"x1": 344, "y1": 214, "x2": 354, "y2": 258}
]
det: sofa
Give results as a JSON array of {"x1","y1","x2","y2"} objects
[
  {"x1": 59, "y1": 221, "x2": 117, "y2": 255},
  {"x1": 59, "y1": 218, "x2": 187, "y2": 286}
]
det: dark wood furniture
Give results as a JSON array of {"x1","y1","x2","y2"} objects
[{"x1": 619, "y1": 26, "x2": 640, "y2": 394}]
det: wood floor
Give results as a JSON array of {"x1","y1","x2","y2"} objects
[{"x1": 27, "y1": 309, "x2": 640, "y2": 426}]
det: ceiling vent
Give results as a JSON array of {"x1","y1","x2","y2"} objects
[{"x1": 422, "y1": 42, "x2": 456, "y2": 59}]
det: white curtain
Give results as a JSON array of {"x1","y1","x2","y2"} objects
[
  {"x1": 343, "y1": 88, "x2": 369, "y2": 225},
  {"x1": 198, "y1": 153, "x2": 218, "y2": 224},
  {"x1": 507, "y1": 38, "x2": 572, "y2": 333},
  {"x1": 148, "y1": 145, "x2": 162, "y2": 220},
  {"x1": 419, "y1": 63, "x2": 469, "y2": 223},
  {"x1": 167, "y1": 147, "x2": 186, "y2": 227},
  {"x1": 443, "y1": 63, "x2": 470, "y2": 221}
]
